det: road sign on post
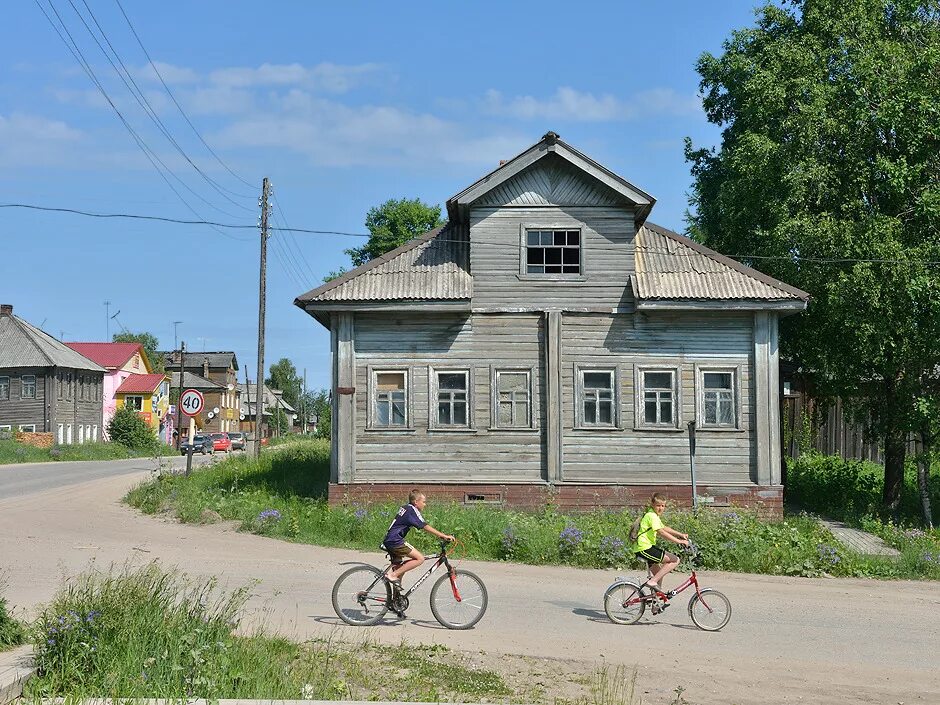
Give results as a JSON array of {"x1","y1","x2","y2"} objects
[{"x1": 180, "y1": 389, "x2": 205, "y2": 417}]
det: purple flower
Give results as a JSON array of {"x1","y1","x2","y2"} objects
[
  {"x1": 817, "y1": 543, "x2": 841, "y2": 566},
  {"x1": 559, "y1": 525, "x2": 584, "y2": 554},
  {"x1": 257, "y1": 509, "x2": 282, "y2": 523},
  {"x1": 722, "y1": 512, "x2": 741, "y2": 525},
  {"x1": 354, "y1": 507, "x2": 368, "y2": 521},
  {"x1": 501, "y1": 526, "x2": 520, "y2": 554}
]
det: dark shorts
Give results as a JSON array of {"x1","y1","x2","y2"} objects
[
  {"x1": 635, "y1": 545, "x2": 667, "y2": 564},
  {"x1": 383, "y1": 542, "x2": 416, "y2": 561}
]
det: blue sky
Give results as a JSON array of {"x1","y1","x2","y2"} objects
[{"x1": 2, "y1": 1, "x2": 765, "y2": 391}]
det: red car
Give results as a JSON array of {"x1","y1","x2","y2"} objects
[{"x1": 210, "y1": 432, "x2": 232, "y2": 453}]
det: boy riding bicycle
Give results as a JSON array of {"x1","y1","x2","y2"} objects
[
  {"x1": 632, "y1": 493, "x2": 689, "y2": 602},
  {"x1": 382, "y1": 489, "x2": 454, "y2": 589}
]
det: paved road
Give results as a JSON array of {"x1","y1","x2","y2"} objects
[
  {"x1": 0, "y1": 470, "x2": 937, "y2": 705},
  {"x1": 0, "y1": 453, "x2": 215, "y2": 499}
]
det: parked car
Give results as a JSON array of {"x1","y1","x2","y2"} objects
[
  {"x1": 180, "y1": 434, "x2": 214, "y2": 455},
  {"x1": 227, "y1": 431, "x2": 246, "y2": 451},
  {"x1": 211, "y1": 432, "x2": 232, "y2": 453}
]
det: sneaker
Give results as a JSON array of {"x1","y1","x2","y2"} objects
[{"x1": 665, "y1": 590, "x2": 677, "y2": 600}]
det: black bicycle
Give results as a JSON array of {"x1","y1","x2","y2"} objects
[{"x1": 331, "y1": 540, "x2": 488, "y2": 629}]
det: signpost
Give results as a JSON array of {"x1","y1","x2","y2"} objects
[{"x1": 180, "y1": 389, "x2": 204, "y2": 477}]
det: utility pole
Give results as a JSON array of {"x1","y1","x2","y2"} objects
[
  {"x1": 172, "y1": 321, "x2": 183, "y2": 350},
  {"x1": 175, "y1": 341, "x2": 186, "y2": 449},
  {"x1": 302, "y1": 367, "x2": 307, "y2": 435},
  {"x1": 254, "y1": 177, "x2": 271, "y2": 456},
  {"x1": 104, "y1": 301, "x2": 111, "y2": 340}
]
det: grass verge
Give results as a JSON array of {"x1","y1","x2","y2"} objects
[
  {"x1": 24, "y1": 563, "x2": 639, "y2": 704},
  {"x1": 0, "y1": 594, "x2": 25, "y2": 652},
  {"x1": 0, "y1": 439, "x2": 175, "y2": 465},
  {"x1": 125, "y1": 439, "x2": 940, "y2": 580}
]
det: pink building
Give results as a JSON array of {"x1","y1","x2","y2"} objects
[{"x1": 64, "y1": 342, "x2": 154, "y2": 438}]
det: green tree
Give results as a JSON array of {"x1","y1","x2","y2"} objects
[
  {"x1": 266, "y1": 358, "x2": 302, "y2": 410},
  {"x1": 268, "y1": 407, "x2": 291, "y2": 435},
  {"x1": 303, "y1": 388, "x2": 331, "y2": 439},
  {"x1": 107, "y1": 406, "x2": 157, "y2": 450},
  {"x1": 112, "y1": 331, "x2": 165, "y2": 373},
  {"x1": 345, "y1": 197, "x2": 444, "y2": 267},
  {"x1": 686, "y1": 0, "x2": 940, "y2": 511}
]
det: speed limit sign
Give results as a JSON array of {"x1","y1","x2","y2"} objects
[{"x1": 180, "y1": 389, "x2": 205, "y2": 417}]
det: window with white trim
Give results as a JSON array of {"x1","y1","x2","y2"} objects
[
  {"x1": 638, "y1": 368, "x2": 677, "y2": 428},
  {"x1": 57, "y1": 424, "x2": 64, "y2": 444},
  {"x1": 372, "y1": 370, "x2": 408, "y2": 428},
  {"x1": 494, "y1": 369, "x2": 532, "y2": 428},
  {"x1": 525, "y1": 229, "x2": 581, "y2": 275},
  {"x1": 433, "y1": 369, "x2": 470, "y2": 428},
  {"x1": 78, "y1": 425, "x2": 85, "y2": 444},
  {"x1": 0, "y1": 376, "x2": 8, "y2": 401},
  {"x1": 700, "y1": 369, "x2": 737, "y2": 428},
  {"x1": 21, "y1": 375, "x2": 36, "y2": 399},
  {"x1": 93, "y1": 425, "x2": 98, "y2": 441},
  {"x1": 577, "y1": 367, "x2": 618, "y2": 428},
  {"x1": 66, "y1": 424, "x2": 72, "y2": 444},
  {"x1": 125, "y1": 396, "x2": 143, "y2": 411},
  {"x1": 0, "y1": 425, "x2": 11, "y2": 432},
  {"x1": 18, "y1": 424, "x2": 35, "y2": 433}
]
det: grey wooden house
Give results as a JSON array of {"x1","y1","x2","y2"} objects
[
  {"x1": 0, "y1": 304, "x2": 106, "y2": 443},
  {"x1": 295, "y1": 133, "x2": 809, "y2": 515}
]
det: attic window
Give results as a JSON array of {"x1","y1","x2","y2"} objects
[{"x1": 526, "y1": 229, "x2": 581, "y2": 275}]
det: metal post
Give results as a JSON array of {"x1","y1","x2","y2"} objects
[{"x1": 688, "y1": 420, "x2": 698, "y2": 510}]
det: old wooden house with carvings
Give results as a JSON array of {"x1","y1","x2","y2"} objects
[{"x1": 295, "y1": 133, "x2": 809, "y2": 516}]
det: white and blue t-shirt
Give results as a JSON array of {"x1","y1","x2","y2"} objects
[{"x1": 382, "y1": 503, "x2": 427, "y2": 547}]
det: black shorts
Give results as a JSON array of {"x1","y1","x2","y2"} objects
[{"x1": 635, "y1": 545, "x2": 667, "y2": 564}]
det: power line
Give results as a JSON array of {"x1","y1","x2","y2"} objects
[
  {"x1": 34, "y1": 0, "x2": 250, "y2": 242},
  {"x1": 112, "y1": 0, "x2": 256, "y2": 195},
  {"x1": 69, "y1": 0, "x2": 253, "y2": 216}
]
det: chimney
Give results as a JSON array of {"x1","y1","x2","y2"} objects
[
  {"x1": 171, "y1": 349, "x2": 181, "y2": 364},
  {"x1": 203, "y1": 357, "x2": 210, "y2": 378},
  {"x1": 0, "y1": 304, "x2": 12, "y2": 317}
]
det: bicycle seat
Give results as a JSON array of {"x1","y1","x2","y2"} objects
[{"x1": 380, "y1": 544, "x2": 405, "y2": 566}]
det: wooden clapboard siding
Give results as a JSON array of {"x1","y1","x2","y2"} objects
[
  {"x1": 0, "y1": 367, "x2": 47, "y2": 430},
  {"x1": 469, "y1": 205, "x2": 635, "y2": 310},
  {"x1": 559, "y1": 311, "x2": 756, "y2": 484},
  {"x1": 353, "y1": 312, "x2": 546, "y2": 482}
]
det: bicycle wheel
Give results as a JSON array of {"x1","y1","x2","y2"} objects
[
  {"x1": 604, "y1": 581, "x2": 645, "y2": 625},
  {"x1": 429, "y1": 569, "x2": 488, "y2": 629},
  {"x1": 332, "y1": 565, "x2": 390, "y2": 626},
  {"x1": 688, "y1": 588, "x2": 732, "y2": 631}
]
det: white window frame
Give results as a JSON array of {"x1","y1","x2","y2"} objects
[
  {"x1": 0, "y1": 376, "x2": 8, "y2": 401},
  {"x1": 633, "y1": 364, "x2": 682, "y2": 431},
  {"x1": 695, "y1": 364, "x2": 742, "y2": 431},
  {"x1": 124, "y1": 395, "x2": 144, "y2": 412},
  {"x1": 21, "y1": 375, "x2": 36, "y2": 399},
  {"x1": 93, "y1": 425, "x2": 97, "y2": 442},
  {"x1": 66, "y1": 424, "x2": 72, "y2": 444},
  {"x1": 0, "y1": 424, "x2": 12, "y2": 432},
  {"x1": 429, "y1": 367, "x2": 473, "y2": 431},
  {"x1": 78, "y1": 425, "x2": 85, "y2": 444},
  {"x1": 490, "y1": 367, "x2": 537, "y2": 430},
  {"x1": 367, "y1": 367, "x2": 412, "y2": 431},
  {"x1": 18, "y1": 424, "x2": 36, "y2": 432},
  {"x1": 57, "y1": 424, "x2": 64, "y2": 444},
  {"x1": 574, "y1": 364, "x2": 621, "y2": 430}
]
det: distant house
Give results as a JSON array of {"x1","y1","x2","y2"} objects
[
  {"x1": 293, "y1": 133, "x2": 809, "y2": 516},
  {"x1": 114, "y1": 373, "x2": 171, "y2": 442},
  {"x1": 64, "y1": 342, "x2": 166, "y2": 439},
  {"x1": 0, "y1": 304, "x2": 105, "y2": 443},
  {"x1": 169, "y1": 371, "x2": 222, "y2": 433},
  {"x1": 161, "y1": 351, "x2": 240, "y2": 433},
  {"x1": 238, "y1": 381, "x2": 296, "y2": 437}
]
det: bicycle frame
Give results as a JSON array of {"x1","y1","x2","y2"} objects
[
  {"x1": 361, "y1": 544, "x2": 463, "y2": 607},
  {"x1": 607, "y1": 569, "x2": 716, "y2": 610}
]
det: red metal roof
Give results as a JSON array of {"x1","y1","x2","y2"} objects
[
  {"x1": 64, "y1": 342, "x2": 144, "y2": 369},
  {"x1": 115, "y1": 373, "x2": 166, "y2": 394}
]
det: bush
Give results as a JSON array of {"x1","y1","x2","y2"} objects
[
  {"x1": 0, "y1": 595, "x2": 24, "y2": 650},
  {"x1": 107, "y1": 407, "x2": 157, "y2": 451}
]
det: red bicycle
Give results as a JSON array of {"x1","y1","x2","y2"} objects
[
  {"x1": 603, "y1": 542, "x2": 731, "y2": 631},
  {"x1": 332, "y1": 540, "x2": 488, "y2": 630}
]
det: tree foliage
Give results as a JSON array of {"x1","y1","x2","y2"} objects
[
  {"x1": 112, "y1": 331, "x2": 165, "y2": 373},
  {"x1": 345, "y1": 197, "x2": 444, "y2": 267},
  {"x1": 686, "y1": 0, "x2": 940, "y2": 510},
  {"x1": 303, "y1": 388, "x2": 331, "y2": 439},
  {"x1": 107, "y1": 406, "x2": 157, "y2": 451},
  {"x1": 265, "y1": 358, "x2": 302, "y2": 410}
]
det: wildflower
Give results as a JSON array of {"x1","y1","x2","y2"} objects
[
  {"x1": 559, "y1": 525, "x2": 584, "y2": 554},
  {"x1": 501, "y1": 526, "x2": 520, "y2": 554},
  {"x1": 354, "y1": 507, "x2": 368, "y2": 521},
  {"x1": 722, "y1": 512, "x2": 741, "y2": 525},
  {"x1": 301, "y1": 684, "x2": 316, "y2": 699},
  {"x1": 817, "y1": 543, "x2": 841, "y2": 566},
  {"x1": 598, "y1": 535, "x2": 628, "y2": 565},
  {"x1": 257, "y1": 509, "x2": 282, "y2": 522},
  {"x1": 904, "y1": 528, "x2": 927, "y2": 540}
]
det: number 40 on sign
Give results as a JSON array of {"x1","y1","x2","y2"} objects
[{"x1": 180, "y1": 389, "x2": 204, "y2": 417}]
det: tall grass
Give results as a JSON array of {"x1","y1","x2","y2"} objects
[
  {"x1": 126, "y1": 439, "x2": 940, "y2": 580},
  {"x1": 0, "y1": 439, "x2": 175, "y2": 465},
  {"x1": 0, "y1": 594, "x2": 24, "y2": 651}
]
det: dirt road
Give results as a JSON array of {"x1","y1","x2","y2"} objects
[{"x1": 1, "y1": 471, "x2": 937, "y2": 705}]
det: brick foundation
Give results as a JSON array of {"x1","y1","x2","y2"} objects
[{"x1": 328, "y1": 482, "x2": 783, "y2": 519}]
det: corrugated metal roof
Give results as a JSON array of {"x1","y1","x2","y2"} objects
[
  {"x1": 115, "y1": 373, "x2": 166, "y2": 394},
  {"x1": 635, "y1": 223, "x2": 810, "y2": 301},
  {"x1": 160, "y1": 351, "x2": 238, "y2": 370},
  {"x1": 170, "y1": 371, "x2": 221, "y2": 390},
  {"x1": 0, "y1": 313, "x2": 107, "y2": 371},
  {"x1": 65, "y1": 342, "x2": 143, "y2": 369},
  {"x1": 295, "y1": 223, "x2": 471, "y2": 304}
]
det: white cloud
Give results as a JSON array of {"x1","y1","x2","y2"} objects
[
  {"x1": 483, "y1": 86, "x2": 701, "y2": 122},
  {"x1": 137, "y1": 61, "x2": 200, "y2": 85},
  {"x1": 0, "y1": 112, "x2": 83, "y2": 167},
  {"x1": 207, "y1": 62, "x2": 383, "y2": 92}
]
